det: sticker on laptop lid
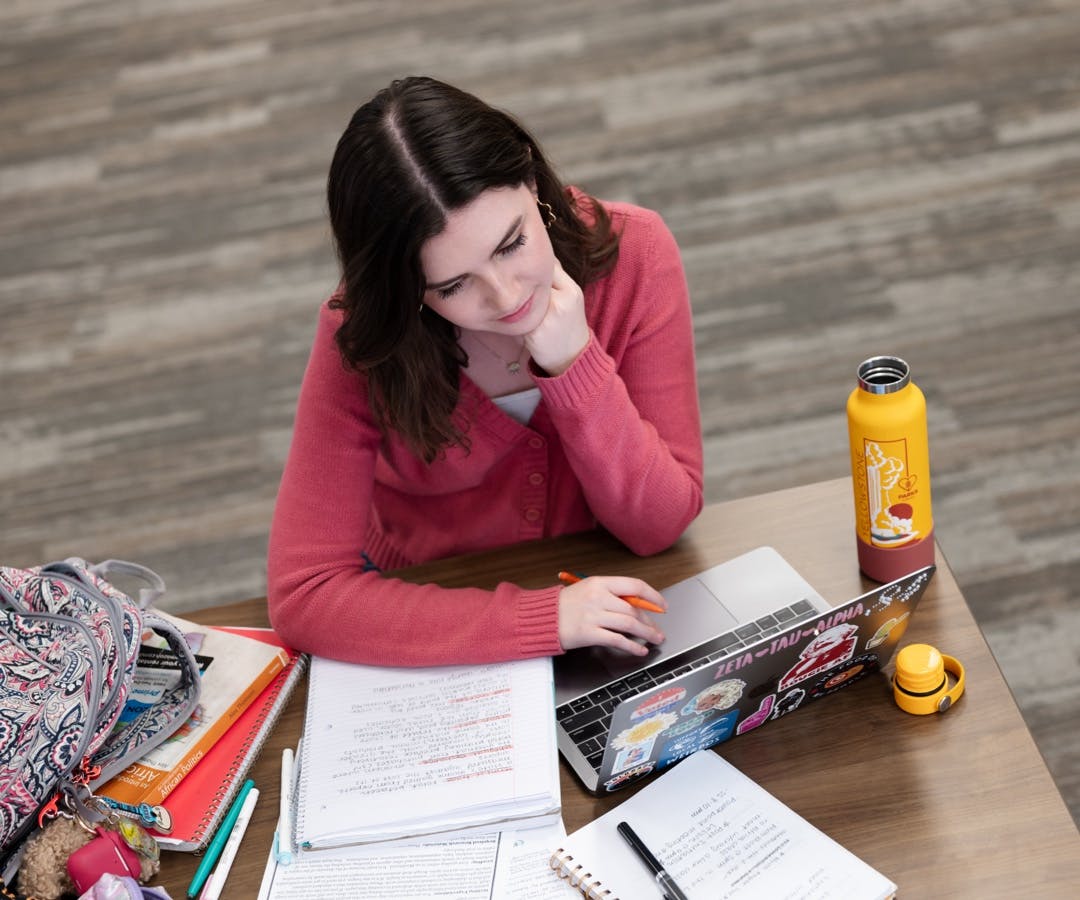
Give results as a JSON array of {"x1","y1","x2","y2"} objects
[
  {"x1": 870, "y1": 569, "x2": 932, "y2": 613},
  {"x1": 657, "y1": 709, "x2": 739, "y2": 767},
  {"x1": 602, "y1": 762, "x2": 655, "y2": 792},
  {"x1": 866, "y1": 613, "x2": 910, "y2": 649},
  {"x1": 613, "y1": 711, "x2": 678, "y2": 751},
  {"x1": 665, "y1": 713, "x2": 708, "y2": 737},
  {"x1": 682, "y1": 678, "x2": 746, "y2": 716},
  {"x1": 612, "y1": 741, "x2": 653, "y2": 774},
  {"x1": 772, "y1": 688, "x2": 806, "y2": 718},
  {"x1": 778, "y1": 623, "x2": 859, "y2": 691},
  {"x1": 736, "y1": 693, "x2": 776, "y2": 734},
  {"x1": 810, "y1": 653, "x2": 880, "y2": 698},
  {"x1": 630, "y1": 686, "x2": 686, "y2": 720}
]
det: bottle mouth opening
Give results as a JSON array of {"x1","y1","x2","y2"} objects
[{"x1": 857, "y1": 356, "x2": 911, "y2": 394}]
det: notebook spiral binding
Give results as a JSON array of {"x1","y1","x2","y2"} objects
[
  {"x1": 191, "y1": 725, "x2": 264, "y2": 847},
  {"x1": 192, "y1": 653, "x2": 308, "y2": 850},
  {"x1": 550, "y1": 849, "x2": 615, "y2": 899}
]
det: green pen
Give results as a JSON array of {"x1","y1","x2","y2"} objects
[{"x1": 187, "y1": 778, "x2": 255, "y2": 899}]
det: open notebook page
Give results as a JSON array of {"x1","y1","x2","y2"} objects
[
  {"x1": 294, "y1": 655, "x2": 560, "y2": 848},
  {"x1": 258, "y1": 823, "x2": 571, "y2": 900},
  {"x1": 551, "y1": 750, "x2": 896, "y2": 900}
]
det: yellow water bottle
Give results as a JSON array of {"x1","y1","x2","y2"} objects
[{"x1": 847, "y1": 356, "x2": 935, "y2": 582}]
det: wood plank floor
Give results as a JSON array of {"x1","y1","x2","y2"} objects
[{"x1": 2, "y1": 0, "x2": 1078, "y2": 825}]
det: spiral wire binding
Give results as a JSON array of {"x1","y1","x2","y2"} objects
[
  {"x1": 191, "y1": 653, "x2": 308, "y2": 852},
  {"x1": 550, "y1": 849, "x2": 615, "y2": 899}
]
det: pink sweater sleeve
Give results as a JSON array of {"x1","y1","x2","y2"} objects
[
  {"x1": 537, "y1": 209, "x2": 704, "y2": 555},
  {"x1": 267, "y1": 307, "x2": 563, "y2": 667}
]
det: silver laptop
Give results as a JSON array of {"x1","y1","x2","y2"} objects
[{"x1": 554, "y1": 546, "x2": 934, "y2": 793}]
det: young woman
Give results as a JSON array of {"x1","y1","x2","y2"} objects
[{"x1": 268, "y1": 77, "x2": 703, "y2": 667}]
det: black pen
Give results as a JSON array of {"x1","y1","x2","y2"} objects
[{"x1": 617, "y1": 820, "x2": 690, "y2": 900}]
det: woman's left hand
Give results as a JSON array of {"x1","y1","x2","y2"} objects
[{"x1": 524, "y1": 258, "x2": 590, "y2": 375}]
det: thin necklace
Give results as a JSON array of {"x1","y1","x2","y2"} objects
[{"x1": 470, "y1": 333, "x2": 528, "y2": 374}]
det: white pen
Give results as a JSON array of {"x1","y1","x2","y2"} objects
[
  {"x1": 275, "y1": 747, "x2": 295, "y2": 865},
  {"x1": 200, "y1": 787, "x2": 259, "y2": 900}
]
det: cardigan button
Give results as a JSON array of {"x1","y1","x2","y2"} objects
[
  {"x1": 527, "y1": 436, "x2": 545, "y2": 449},
  {"x1": 524, "y1": 507, "x2": 541, "y2": 522},
  {"x1": 528, "y1": 472, "x2": 545, "y2": 486}
]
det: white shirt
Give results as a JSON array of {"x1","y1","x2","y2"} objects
[{"x1": 492, "y1": 387, "x2": 541, "y2": 425}]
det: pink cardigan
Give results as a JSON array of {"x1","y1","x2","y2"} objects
[{"x1": 267, "y1": 197, "x2": 703, "y2": 666}]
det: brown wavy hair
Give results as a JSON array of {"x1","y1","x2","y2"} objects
[{"x1": 326, "y1": 76, "x2": 619, "y2": 461}]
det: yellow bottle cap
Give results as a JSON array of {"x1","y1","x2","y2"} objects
[{"x1": 895, "y1": 643, "x2": 945, "y2": 694}]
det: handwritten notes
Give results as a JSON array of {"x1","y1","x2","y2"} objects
[
  {"x1": 663, "y1": 796, "x2": 798, "y2": 897},
  {"x1": 336, "y1": 666, "x2": 518, "y2": 795},
  {"x1": 551, "y1": 751, "x2": 896, "y2": 900},
  {"x1": 293, "y1": 656, "x2": 560, "y2": 849}
]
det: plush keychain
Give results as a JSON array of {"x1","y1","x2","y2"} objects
[
  {"x1": 16, "y1": 815, "x2": 160, "y2": 900},
  {"x1": 16, "y1": 816, "x2": 93, "y2": 900}
]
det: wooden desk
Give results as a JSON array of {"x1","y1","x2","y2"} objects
[{"x1": 158, "y1": 479, "x2": 1080, "y2": 898}]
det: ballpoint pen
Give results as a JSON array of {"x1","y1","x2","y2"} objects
[
  {"x1": 617, "y1": 820, "x2": 690, "y2": 900},
  {"x1": 557, "y1": 571, "x2": 666, "y2": 614}
]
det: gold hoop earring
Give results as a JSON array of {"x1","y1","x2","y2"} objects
[
  {"x1": 538, "y1": 199, "x2": 556, "y2": 229},
  {"x1": 418, "y1": 302, "x2": 424, "y2": 314}
]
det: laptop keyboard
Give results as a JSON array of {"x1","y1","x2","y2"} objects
[{"x1": 556, "y1": 599, "x2": 819, "y2": 772}]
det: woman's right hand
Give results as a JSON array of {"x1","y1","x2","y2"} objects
[
  {"x1": 523, "y1": 258, "x2": 590, "y2": 376},
  {"x1": 556, "y1": 576, "x2": 666, "y2": 656}
]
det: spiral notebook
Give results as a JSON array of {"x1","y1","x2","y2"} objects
[
  {"x1": 550, "y1": 750, "x2": 896, "y2": 900},
  {"x1": 292, "y1": 655, "x2": 560, "y2": 850},
  {"x1": 152, "y1": 628, "x2": 307, "y2": 852}
]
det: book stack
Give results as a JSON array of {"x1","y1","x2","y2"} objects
[{"x1": 99, "y1": 614, "x2": 307, "y2": 853}]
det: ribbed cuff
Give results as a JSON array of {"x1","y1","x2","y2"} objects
[
  {"x1": 515, "y1": 584, "x2": 565, "y2": 657},
  {"x1": 362, "y1": 523, "x2": 415, "y2": 571},
  {"x1": 534, "y1": 333, "x2": 615, "y2": 414}
]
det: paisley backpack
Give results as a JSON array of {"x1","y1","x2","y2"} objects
[{"x1": 0, "y1": 559, "x2": 202, "y2": 863}]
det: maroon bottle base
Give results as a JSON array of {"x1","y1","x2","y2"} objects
[{"x1": 857, "y1": 528, "x2": 936, "y2": 583}]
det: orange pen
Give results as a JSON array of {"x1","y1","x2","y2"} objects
[{"x1": 556, "y1": 571, "x2": 666, "y2": 614}]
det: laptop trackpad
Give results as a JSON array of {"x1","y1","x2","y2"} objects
[
  {"x1": 554, "y1": 547, "x2": 823, "y2": 701},
  {"x1": 590, "y1": 576, "x2": 740, "y2": 678}
]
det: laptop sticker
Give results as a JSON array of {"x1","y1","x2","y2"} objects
[
  {"x1": 657, "y1": 710, "x2": 740, "y2": 767},
  {"x1": 870, "y1": 569, "x2": 932, "y2": 612},
  {"x1": 613, "y1": 742, "x2": 653, "y2": 773},
  {"x1": 711, "y1": 652, "x2": 756, "y2": 679},
  {"x1": 617, "y1": 713, "x2": 673, "y2": 760},
  {"x1": 778, "y1": 623, "x2": 859, "y2": 691},
  {"x1": 810, "y1": 654, "x2": 881, "y2": 699},
  {"x1": 736, "y1": 693, "x2": 776, "y2": 735},
  {"x1": 630, "y1": 686, "x2": 686, "y2": 720},
  {"x1": 682, "y1": 678, "x2": 747, "y2": 716},
  {"x1": 666, "y1": 714, "x2": 708, "y2": 737},
  {"x1": 603, "y1": 762, "x2": 655, "y2": 792},
  {"x1": 866, "y1": 613, "x2": 910, "y2": 649},
  {"x1": 772, "y1": 688, "x2": 806, "y2": 718}
]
